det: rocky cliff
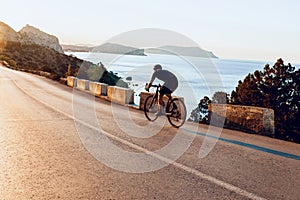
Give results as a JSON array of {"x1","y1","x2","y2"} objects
[
  {"x1": 0, "y1": 21, "x2": 127, "y2": 87},
  {"x1": 0, "y1": 21, "x2": 63, "y2": 53},
  {"x1": 0, "y1": 21, "x2": 20, "y2": 44},
  {"x1": 18, "y1": 24, "x2": 63, "y2": 53}
]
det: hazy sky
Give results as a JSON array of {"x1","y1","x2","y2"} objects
[{"x1": 1, "y1": 0, "x2": 300, "y2": 63}]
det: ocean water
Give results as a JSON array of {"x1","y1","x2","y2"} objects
[{"x1": 66, "y1": 52, "x2": 297, "y2": 115}]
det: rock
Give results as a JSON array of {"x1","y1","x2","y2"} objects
[
  {"x1": 0, "y1": 21, "x2": 20, "y2": 45},
  {"x1": 0, "y1": 21, "x2": 63, "y2": 53},
  {"x1": 19, "y1": 24, "x2": 63, "y2": 53}
]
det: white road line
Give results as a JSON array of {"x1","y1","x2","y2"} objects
[{"x1": 8, "y1": 69, "x2": 267, "y2": 200}]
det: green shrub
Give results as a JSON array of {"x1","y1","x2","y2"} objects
[
  {"x1": 231, "y1": 58, "x2": 300, "y2": 143},
  {"x1": 1, "y1": 41, "x2": 128, "y2": 87}
]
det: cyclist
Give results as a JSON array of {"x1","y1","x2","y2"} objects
[{"x1": 145, "y1": 64, "x2": 178, "y2": 116}]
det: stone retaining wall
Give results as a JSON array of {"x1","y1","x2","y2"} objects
[
  {"x1": 209, "y1": 104, "x2": 274, "y2": 137},
  {"x1": 67, "y1": 76, "x2": 134, "y2": 106},
  {"x1": 76, "y1": 79, "x2": 89, "y2": 91},
  {"x1": 107, "y1": 86, "x2": 134, "y2": 105},
  {"x1": 89, "y1": 82, "x2": 108, "y2": 97},
  {"x1": 67, "y1": 76, "x2": 76, "y2": 87}
]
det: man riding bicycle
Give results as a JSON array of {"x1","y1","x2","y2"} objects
[{"x1": 145, "y1": 64, "x2": 178, "y2": 116}]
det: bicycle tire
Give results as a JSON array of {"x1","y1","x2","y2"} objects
[
  {"x1": 144, "y1": 95, "x2": 159, "y2": 122},
  {"x1": 166, "y1": 98, "x2": 186, "y2": 128}
]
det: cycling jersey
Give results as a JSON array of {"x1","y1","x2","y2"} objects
[{"x1": 150, "y1": 69, "x2": 178, "y2": 92}]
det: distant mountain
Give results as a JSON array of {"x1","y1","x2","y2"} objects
[
  {"x1": 93, "y1": 43, "x2": 146, "y2": 56},
  {"x1": 62, "y1": 43, "x2": 217, "y2": 58},
  {"x1": 145, "y1": 45, "x2": 218, "y2": 58},
  {"x1": 62, "y1": 43, "x2": 146, "y2": 56},
  {"x1": 61, "y1": 44, "x2": 94, "y2": 52}
]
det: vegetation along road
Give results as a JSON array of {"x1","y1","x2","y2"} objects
[{"x1": 0, "y1": 65, "x2": 299, "y2": 199}]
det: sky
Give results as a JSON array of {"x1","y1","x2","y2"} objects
[{"x1": 1, "y1": 0, "x2": 300, "y2": 63}]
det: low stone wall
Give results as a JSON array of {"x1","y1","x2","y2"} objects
[
  {"x1": 76, "y1": 79, "x2": 89, "y2": 91},
  {"x1": 39, "y1": 71, "x2": 51, "y2": 78},
  {"x1": 89, "y1": 82, "x2": 108, "y2": 97},
  {"x1": 67, "y1": 76, "x2": 76, "y2": 87},
  {"x1": 209, "y1": 104, "x2": 274, "y2": 137},
  {"x1": 67, "y1": 76, "x2": 134, "y2": 106},
  {"x1": 107, "y1": 86, "x2": 134, "y2": 105}
]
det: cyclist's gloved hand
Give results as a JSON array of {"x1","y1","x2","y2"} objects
[{"x1": 145, "y1": 83, "x2": 149, "y2": 92}]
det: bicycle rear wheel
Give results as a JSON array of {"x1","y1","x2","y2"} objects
[
  {"x1": 166, "y1": 98, "x2": 186, "y2": 128},
  {"x1": 144, "y1": 95, "x2": 159, "y2": 121}
]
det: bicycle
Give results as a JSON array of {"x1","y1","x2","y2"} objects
[{"x1": 144, "y1": 84, "x2": 187, "y2": 128}]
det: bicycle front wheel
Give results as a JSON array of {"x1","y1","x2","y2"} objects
[
  {"x1": 166, "y1": 98, "x2": 187, "y2": 128},
  {"x1": 144, "y1": 95, "x2": 159, "y2": 121}
]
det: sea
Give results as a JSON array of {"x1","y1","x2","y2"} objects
[{"x1": 66, "y1": 52, "x2": 300, "y2": 115}]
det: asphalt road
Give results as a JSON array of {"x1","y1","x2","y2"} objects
[{"x1": 0, "y1": 65, "x2": 299, "y2": 200}]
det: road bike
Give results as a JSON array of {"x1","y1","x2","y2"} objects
[{"x1": 144, "y1": 84, "x2": 187, "y2": 128}]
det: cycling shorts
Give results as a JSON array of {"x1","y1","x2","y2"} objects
[{"x1": 159, "y1": 86, "x2": 173, "y2": 96}]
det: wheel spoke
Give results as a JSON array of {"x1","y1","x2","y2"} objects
[
  {"x1": 166, "y1": 98, "x2": 186, "y2": 128},
  {"x1": 144, "y1": 95, "x2": 159, "y2": 121}
]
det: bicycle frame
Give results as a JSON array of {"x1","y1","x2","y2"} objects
[
  {"x1": 144, "y1": 84, "x2": 186, "y2": 128},
  {"x1": 149, "y1": 84, "x2": 171, "y2": 105}
]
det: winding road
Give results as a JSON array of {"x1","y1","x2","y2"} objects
[{"x1": 0, "y1": 65, "x2": 299, "y2": 199}]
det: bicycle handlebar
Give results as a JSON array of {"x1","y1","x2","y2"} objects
[
  {"x1": 145, "y1": 83, "x2": 161, "y2": 88},
  {"x1": 145, "y1": 83, "x2": 161, "y2": 92},
  {"x1": 150, "y1": 84, "x2": 161, "y2": 88}
]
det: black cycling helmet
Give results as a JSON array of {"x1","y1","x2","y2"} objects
[{"x1": 153, "y1": 64, "x2": 162, "y2": 70}]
